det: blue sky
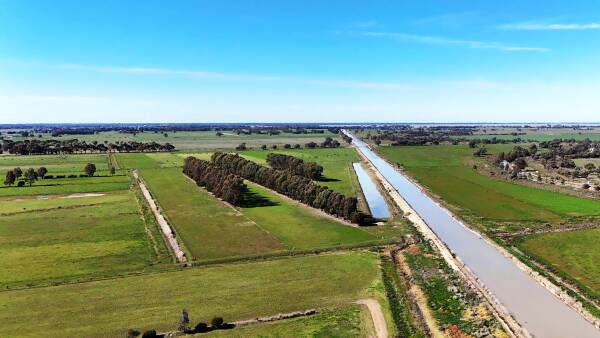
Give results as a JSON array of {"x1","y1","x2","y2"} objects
[{"x1": 1, "y1": 0, "x2": 600, "y2": 123}]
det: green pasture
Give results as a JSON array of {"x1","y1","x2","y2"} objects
[
  {"x1": 139, "y1": 168, "x2": 284, "y2": 260},
  {"x1": 379, "y1": 145, "x2": 600, "y2": 224},
  {"x1": 240, "y1": 182, "x2": 376, "y2": 249},
  {"x1": 0, "y1": 190, "x2": 129, "y2": 215},
  {"x1": 177, "y1": 147, "x2": 360, "y2": 196},
  {"x1": 0, "y1": 190, "x2": 155, "y2": 288},
  {"x1": 0, "y1": 251, "x2": 380, "y2": 337},
  {"x1": 7, "y1": 130, "x2": 341, "y2": 150},
  {"x1": 0, "y1": 154, "x2": 109, "y2": 175},
  {"x1": 205, "y1": 304, "x2": 374, "y2": 337},
  {"x1": 0, "y1": 174, "x2": 130, "y2": 197},
  {"x1": 239, "y1": 147, "x2": 360, "y2": 196},
  {"x1": 455, "y1": 127, "x2": 600, "y2": 141},
  {"x1": 517, "y1": 229, "x2": 600, "y2": 299}
]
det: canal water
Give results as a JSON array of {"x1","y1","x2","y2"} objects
[
  {"x1": 345, "y1": 131, "x2": 600, "y2": 338},
  {"x1": 352, "y1": 162, "x2": 390, "y2": 219}
]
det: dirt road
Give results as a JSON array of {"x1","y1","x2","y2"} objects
[
  {"x1": 356, "y1": 298, "x2": 388, "y2": 338},
  {"x1": 133, "y1": 171, "x2": 187, "y2": 263}
]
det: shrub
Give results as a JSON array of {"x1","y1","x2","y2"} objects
[
  {"x1": 127, "y1": 329, "x2": 140, "y2": 337},
  {"x1": 141, "y1": 330, "x2": 157, "y2": 338},
  {"x1": 68, "y1": 174, "x2": 77, "y2": 178},
  {"x1": 211, "y1": 317, "x2": 224, "y2": 328},
  {"x1": 79, "y1": 174, "x2": 88, "y2": 178},
  {"x1": 45, "y1": 175, "x2": 54, "y2": 179},
  {"x1": 582, "y1": 183, "x2": 591, "y2": 190},
  {"x1": 56, "y1": 175, "x2": 66, "y2": 179},
  {"x1": 194, "y1": 322, "x2": 209, "y2": 333},
  {"x1": 17, "y1": 180, "x2": 25, "y2": 187}
]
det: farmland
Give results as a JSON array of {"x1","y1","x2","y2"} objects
[
  {"x1": 0, "y1": 190, "x2": 155, "y2": 289},
  {"x1": 0, "y1": 251, "x2": 381, "y2": 337},
  {"x1": 0, "y1": 153, "x2": 128, "y2": 196},
  {"x1": 139, "y1": 168, "x2": 283, "y2": 260},
  {"x1": 378, "y1": 145, "x2": 600, "y2": 225},
  {"x1": 517, "y1": 229, "x2": 600, "y2": 299},
  {"x1": 239, "y1": 148, "x2": 360, "y2": 196},
  {"x1": 139, "y1": 165, "x2": 379, "y2": 260},
  {"x1": 240, "y1": 182, "x2": 376, "y2": 250},
  {"x1": 6, "y1": 130, "x2": 341, "y2": 150},
  {"x1": 456, "y1": 127, "x2": 600, "y2": 142}
]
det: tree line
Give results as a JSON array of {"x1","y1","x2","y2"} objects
[
  {"x1": 3, "y1": 163, "x2": 100, "y2": 188},
  {"x1": 1, "y1": 139, "x2": 175, "y2": 155},
  {"x1": 266, "y1": 153, "x2": 323, "y2": 180},
  {"x1": 183, "y1": 157, "x2": 246, "y2": 205},
  {"x1": 209, "y1": 152, "x2": 370, "y2": 224}
]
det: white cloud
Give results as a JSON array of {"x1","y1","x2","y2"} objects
[
  {"x1": 57, "y1": 64, "x2": 414, "y2": 91},
  {"x1": 500, "y1": 22, "x2": 600, "y2": 31},
  {"x1": 358, "y1": 31, "x2": 550, "y2": 52}
]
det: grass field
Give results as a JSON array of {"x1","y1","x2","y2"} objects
[
  {"x1": 139, "y1": 166, "x2": 381, "y2": 260},
  {"x1": 456, "y1": 129, "x2": 600, "y2": 142},
  {"x1": 0, "y1": 153, "x2": 128, "y2": 196},
  {"x1": 0, "y1": 190, "x2": 155, "y2": 289},
  {"x1": 205, "y1": 305, "x2": 374, "y2": 337},
  {"x1": 517, "y1": 229, "x2": 600, "y2": 298},
  {"x1": 176, "y1": 147, "x2": 360, "y2": 197},
  {"x1": 0, "y1": 174, "x2": 130, "y2": 197},
  {"x1": 0, "y1": 154, "x2": 110, "y2": 176},
  {"x1": 139, "y1": 168, "x2": 284, "y2": 260},
  {"x1": 240, "y1": 182, "x2": 376, "y2": 250},
  {"x1": 378, "y1": 145, "x2": 600, "y2": 224},
  {"x1": 0, "y1": 251, "x2": 381, "y2": 337},
  {"x1": 239, "y1": 148, "x2": 360, "y2": 196},
  {"x1": 5, "y1": 130, "x2": 341, "y2": 150}
]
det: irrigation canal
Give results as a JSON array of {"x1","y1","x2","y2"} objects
[{"x1": 345, "y1": 130, "x2": 600, "y2": 338}]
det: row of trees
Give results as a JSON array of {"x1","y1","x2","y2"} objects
[
  {"x1": 183, "y1": 157, "x2": 246, "y2": 205},
  {"x1": 3, "y1": 163, "x2": 101, "y2": 188},
  {"x1": 266, "y1": 153, "x2": 323, "y2": 180},
  {"x1": 1, "y1": 139, "x2": 175, "y2": 155},
  {"x1": 3, "y1": 167, "x2": 44, "y2": 187},
  {"x1": 210, "y1": 152, "x2": 369, "y2": 224}
]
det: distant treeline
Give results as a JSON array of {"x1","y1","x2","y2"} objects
[
  {"x1": 0, "y1": 139, "x2": 175, "y2": 155},
  {"x1": 209, "y1": 152, "x2": 370, "y2": 224},
  {"x1": 266, "y1": 153, "x2": 323, "y2": 180},
  {"x1": 1, "y1": 124, "x2": 339, "y2": 136},
  {"x1": 183, "y1": 157, "x2": 246, "y2": 205}
]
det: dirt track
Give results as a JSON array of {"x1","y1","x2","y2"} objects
[
  {"x1": 356, "y1": 298, "x2": 388, "y2": 338},
  {"x1": 133, "y1": 170, "x2": 187, "y2": 263}
]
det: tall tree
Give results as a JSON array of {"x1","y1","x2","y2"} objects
[
  {"x1": 13, "y1": 167, "x2": 23, "y2": 179},
  {"x1": 37, "y1": 167, "x2": 48, "y2": 179},
  {"x1": 84, "y1": 163, "x2": 97, "y2": 177},
  {"x1": 4, "y1": 171, "x2": 16, "y2": 187},
  {"x1": 24, "y1": 168, "x2": 37, "y2": 186}
]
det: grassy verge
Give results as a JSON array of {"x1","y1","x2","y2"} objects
[
  {"x1": 403, "y1": 240, "x2": 506, "y2": 336},
  {"x1": 204, "y1": 305, "x2": 373, "y2": 337},
  {"x1": 380, "y1": 254, "x2": 420, "y2": 337}
]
